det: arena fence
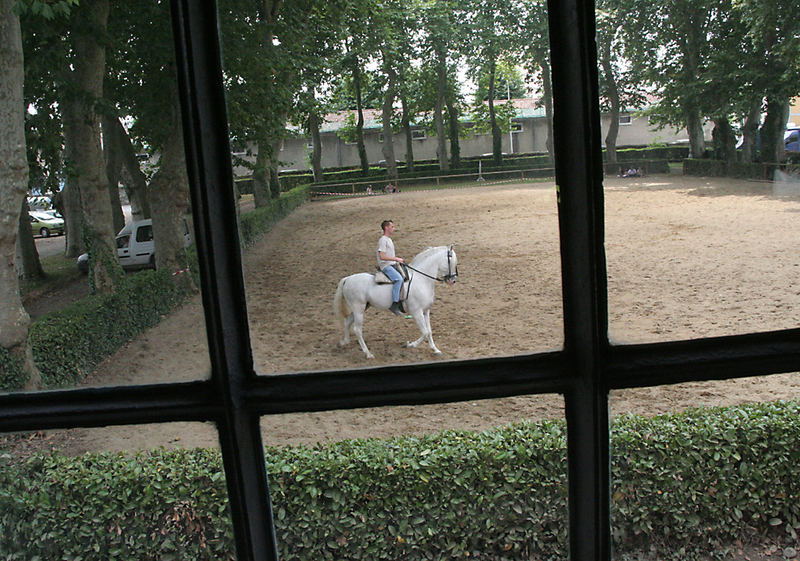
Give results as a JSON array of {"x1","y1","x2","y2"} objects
[{"x1": 310, "y1": 160, "x2": 671, "y2": 200}]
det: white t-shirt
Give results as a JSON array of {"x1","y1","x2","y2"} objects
[{"x1": 377, "y1": 235, "x2": 395, "y2": 270}]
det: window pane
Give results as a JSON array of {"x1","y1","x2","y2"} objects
[
  {"x1": 9, "y1": 1, "x2": 213, "y2": 394},
  {"x1": 216, "y1": 0, "x2": 562, "y2": 375},
  {"x1": 606, "y1": 177, "x2": 800, "y2": 343},
  {"x1": 595, "y1": 0, "x2": 800, "y2": 343},
  {"x1": 261, "y1": 395, "x2": 567, "y2": 560},
  {"x1": 0, "y1": 423, "x2": 234, "y2": 560},
  {"x1": 610, "y1": 394, "x2": 800, "y2": 559},
  {"x1": 240, "y1": 185, "x2": 562, "y2": 373}
]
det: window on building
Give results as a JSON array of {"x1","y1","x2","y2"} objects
[
  {"x1": 411, "y1": 129, "x2": 426, "y2": 140},
  {"x1": 511, "y1": 122, "x2": 523, "y2": 133},
  {"x1": 619, "y1": 114, "x2": 632, "y2": 125}
]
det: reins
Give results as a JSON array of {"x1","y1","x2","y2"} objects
[{"x1": 404, "y1": 247, "x2": 458, "y2": 283}]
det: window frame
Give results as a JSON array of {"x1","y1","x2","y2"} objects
[{"x1": 1, "y1": 2, "x2": 799, "y2": 561}]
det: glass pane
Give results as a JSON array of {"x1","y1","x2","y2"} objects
[
  {"x1": 217, "y1": 1, "x2": 562, "y2": 374},
  {"x1": 261, "y1": 394, "x2": 567, "y2": 560},
  {"x1": 0, "y1": 422, "x2": 233, "y2": 560},
  {"x1": 595, "y1": 0, "x2": 800, "y2": 343},
  {"x1": 610, "y1": 391, "x2": 800, "y2": 559},
  {"x1": 8, "y1": 1, "x2": 212, "y2": 394},
  {"x1": 244, "y1": 186, "x2": 562, "y2": 374},
  {"x1": 606, "y1": 176, "x2": 800, "y2": 343}
]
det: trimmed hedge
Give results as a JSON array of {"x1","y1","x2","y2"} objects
[
  {"x1": 238, "y1": 184, "x2": 310, "y2": 247},
  {"x1": 2, "y1": 402, "x2": 800, "y2": 560},
  {"x1": 28, "y1": 268, "x2": 193, "y2": 388},
  {"x1": 683, "y1": 158, "x2": 794, "y2": 180}
]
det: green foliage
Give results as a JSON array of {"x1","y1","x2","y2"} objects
[
  {"x1": 3, "y1": 403, "x2": 800, "y2": 560},
  {"x1": 238, "y1": 185, "x2": 310, "y2": 248},
  {"x1": 0, "y1": 346, "x2": 26, "y2": 391},
  {"x1": 0, "y1": 448, "x2": 234, "y2": 561},
  {"x1": 27, "y1": 268, "x2": 193, "y2": 389},
  {"x1": 612, "y1": 401, "x2": 800, "y2": 558}
]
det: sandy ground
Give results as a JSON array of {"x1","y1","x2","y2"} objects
[{"x1": 7, "y1": 174, "x2": 800, "y2": 457}]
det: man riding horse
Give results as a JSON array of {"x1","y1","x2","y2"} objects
[{"x1": 377, "y1": 220, "x2": 405, "y2": 316}]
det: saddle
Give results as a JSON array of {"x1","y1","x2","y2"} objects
[{"x1": 374, "y1": 263, "x2": 409, "y2": 284}]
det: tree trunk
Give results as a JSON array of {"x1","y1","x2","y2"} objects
[
  {"x1": 102, "y1": 114, "x2": 125, "y2": 233},
  {"x1": 488, "y1": 61, "x2": 502, "y2": 167},
  {"x1": 269, "y1": 140, "x2": 282, "y2": 199},
  {"x1": 600, "y1": 39, "x2": 620, "y2": 165},
  {"x1": 0, "y1": 0, "x2": 41, "y2": 389},
  {"x1": 309, "y1": 108, "x2": 324, "y2": 182},
  {"x1": 739, "y1": 99, "x2": 760, "y2": 164},
  {"x1": 686, "y1": 108, "x2": 706, "y2": 159},
  {"x1": 540, "y1": 55, "x2": 555, "y2": 165},
  {"x1": 434, "y1": 48, "x2": 449, "y2": 171},
  {"x1": 148, "y1": 94, "x2": 194, "y2": 291},
  {"x1": 68, "y1": 0, "x2": 121, "y2": 295},
  {"x1": 712, "y1": 116, "x2": 737, "y2": 172},
  {"x1": 18, "y1": 199, "x2": 44, "y2": 280},
  {"x1": 443, "y1": 68, "x2": 460, "y2": 170},
  {"x1": 400, "y1": 93, "x2": 415, "y2": 173},
  {"x1": 352, "y1": 60, "x2": 369, "y2": 175},
  {"x1": 252, "y1": 145, "x2": 270, "y2": 207},
  {"x1": 61, "y1": 175, "x2": 83, "y2": 257},
  {"x1": 759, "y1": 97, "x2": 789, "y2": 164},
  {"x1": 105, "y1": 115, "x2": 150, "y2": 220},
  {"x1": 381, "y1": 65, "x2": 398, "y2": 182}
]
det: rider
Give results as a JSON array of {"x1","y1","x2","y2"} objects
[{"x1": 377, "y1": 220, "x2": 404, "y2": 316}]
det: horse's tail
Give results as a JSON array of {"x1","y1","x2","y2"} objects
[{"x1": 333, "y1": 277, "x2": 350, "y2": 326}]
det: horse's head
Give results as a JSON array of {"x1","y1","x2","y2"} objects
[{"x1": 441, "y1": 245, "x2": 458, "y2": 285}]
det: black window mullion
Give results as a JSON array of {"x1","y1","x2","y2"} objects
[
  {"x1": 169, "y1": 2, "x2": 277, "y2": 560},
  {"x1": 546, "y1": 0, "x2": 611, "y2": 560}
]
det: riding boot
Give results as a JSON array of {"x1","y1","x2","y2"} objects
[{"x1": 389, "y1": 301, "x2": 403, "y2": 316}]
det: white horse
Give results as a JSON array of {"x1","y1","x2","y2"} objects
[{"x1": 334, "y1": 245, "x2": 458, "y2": 359}]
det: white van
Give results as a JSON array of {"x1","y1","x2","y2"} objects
[{"x1": 77, "y1": 219, "x2": 190, "y2": 273}]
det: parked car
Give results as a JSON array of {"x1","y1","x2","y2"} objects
[
  {"x1": 77, "y1": 218, "x2": 190, "y2": 273},
  {"x1": 29, "y1": 210, "x2": 65, "y2": 237},
  {"x1": 785, "y1": 127, "x2": 800, "y2": 152}
]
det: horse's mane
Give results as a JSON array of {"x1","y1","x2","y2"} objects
[{"x1": 411, "y1": 246, "x2": 446, "y2": 266}]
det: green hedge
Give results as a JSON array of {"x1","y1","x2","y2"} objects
[
  {"x1": 238, "y1": 184, "x2": 310, "y2": 247},
  {"x1": 683, "y1": 158, "x2": 793, "y2": 180},
  {"x1": 0, "y1": 346, "x2": 25, "y2": 391},
  {"x1": 28, "y1": 268, "x2": 193, "y2": 388},
  {"x1": 2, "y1": 402, "x2": 800, "y2": 560}
]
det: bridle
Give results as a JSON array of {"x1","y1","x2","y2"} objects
[{"x1": 405, "y1": 245, "x2": 458, "y2": 283}]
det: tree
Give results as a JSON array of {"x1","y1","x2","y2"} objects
[
  {"x1": 62, "y1": 0, "x2": 122, "y2": 294},
  {"x1": 474, "y1": 60, "x2": 526, "y2": 102},
  {"x1": 621, "y1": 0, "x2": 727, "y2": 159},
  {"x1": 106, "y1": 0, "x2": 194, "y2": 286},
  {"x1": 464, "y1": 0, "x2": 520, "y2": 166},
  {"x1": 596, "y1": 0, "x2": 647, "y2": 165},
  {"x1": 517, "y1": 0, "x2": 554, "y2": 163},
  {"x1": 0, "y1": 0, "x2": 45, "y2": 389},
  {"x1": 736, "y1": 0, "x2": 800, "y2": 163}
]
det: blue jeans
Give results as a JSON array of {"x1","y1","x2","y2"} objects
[{"x1": 382, "y1": 265, "x2": 403, "y2": 302}]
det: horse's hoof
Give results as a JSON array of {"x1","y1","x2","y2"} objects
[
  {"x1": 433, "y1": 350, "x2": 442, "y2": 355},
  {"x1": 401, "y1": 342, "x2": 409, "y2": 348},
  {"x1": 366, "y1": 353, "x2": 375, "y2": 359}
]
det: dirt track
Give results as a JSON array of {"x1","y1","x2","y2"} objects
[{"x1": 9, "y1": 175, "x2": 800, "y2": 456}]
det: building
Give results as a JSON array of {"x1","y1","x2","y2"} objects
[{"x1": 234, "y1": 98, "x2": 704, "y2": 175}]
